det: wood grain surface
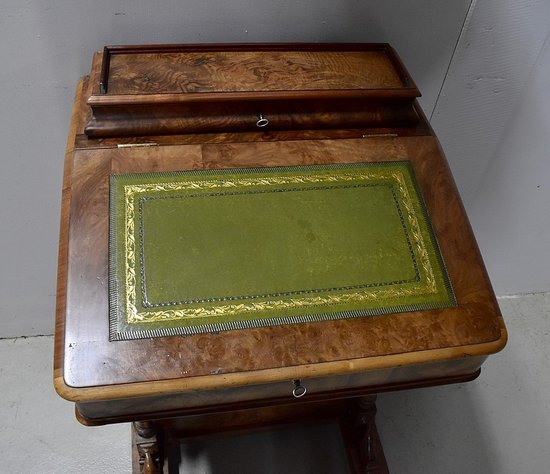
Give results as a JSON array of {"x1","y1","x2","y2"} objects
[
  {"x1": 85, "y1": 45, "x2": 420, "y2": 136},
  {"x1": 54, "y1": 48, "x2": 506, "y2": 425},
  {"x1": 56, "y1": 134, "x2": 505, "y2": 391},
  {"x1": 106, "y1": 51, "x2": 403, "y2": 95}
]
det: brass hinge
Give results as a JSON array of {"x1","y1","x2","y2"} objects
[
  {"x1": 117, "y1": 143, "x2": 158, "y2": 148},
  {"x1": 361, "y1": 133, "x2": 398, "y2": 138}
]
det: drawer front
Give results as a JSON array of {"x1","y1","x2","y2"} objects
[
  {"x1": 75, "y1": 356, "x2": 484, "y2": 425},
  {"x1": 85, "y1": 97, "x2": 419, "y2": 137}
]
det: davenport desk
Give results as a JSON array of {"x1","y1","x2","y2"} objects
[{"x1": 54, "y1": 44, "x2": 507, "y2": 473}]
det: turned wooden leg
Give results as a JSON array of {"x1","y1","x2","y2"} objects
[
  {"x1": 135, "y1": 421, "x2": 157, "y2": 439},
  {"x1": 132, "y1": 421, "x2": 160, "y2": 474},
  {"x1": 341, "y1": 396, "x2": 389, "y2": 474}
]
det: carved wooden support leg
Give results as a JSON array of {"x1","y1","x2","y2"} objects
[
  {"x1": 341, "y1": 396, "x2": 389, "y2": 474},
  {"x1": 132, "y1": 421, "x2": 160, "y2": 474},
  {"x1": 135, "y1": 421, "x2": 157, "y2": 439}
]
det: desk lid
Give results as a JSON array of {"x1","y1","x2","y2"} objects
[{"x1": 109, "y1": 162, "x2": 454, "y2": 340}]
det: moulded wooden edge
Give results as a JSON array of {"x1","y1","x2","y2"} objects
[
  {"x1": 53, "y1": 329, "x2": 506, "y2": 403},
  {"x1": 73, "y1": 368, "x2": 482, "y2": 427},
  {"x1": 95, "y1": 42, "x2": 420, "y2": 97},
  {"x1": 103, "y1": 42, "x2": 396, "y2": 54},
  {"x1": 53, "y1": 78, "x2": 85, "y2": 397},
  {"x1": 86, "y1": 89, "x2": 420, "y2": 107}
]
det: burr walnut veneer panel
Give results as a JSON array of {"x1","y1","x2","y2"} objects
[{"x1": 55, "y1": 46, "x2": 505, "y2": 433}]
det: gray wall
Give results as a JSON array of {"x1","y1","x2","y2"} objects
[
  {"x1": 432, "y1": 0, "x2": 550, "y2": 295},
  {"x1": 1, "y1": 0, "x2": 546, "y2": 337}
]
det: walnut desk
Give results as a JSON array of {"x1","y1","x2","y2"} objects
[{"x1": 54, "y1": 44, "x2": 507, "y2": 473}]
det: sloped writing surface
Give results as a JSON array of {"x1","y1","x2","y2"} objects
[{"x1": 109, "y1": 162, "x2": 454, "y2": 340}]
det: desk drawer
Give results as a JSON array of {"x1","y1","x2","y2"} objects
[{"x1": 75, "y1": 356, "x2": 484, "y2": 425}]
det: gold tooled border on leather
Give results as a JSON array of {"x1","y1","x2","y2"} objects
[{"x1": 109, "y1": 162, "x2": 455, "y2": 341}]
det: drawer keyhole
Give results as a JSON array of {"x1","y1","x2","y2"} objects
[
  {"x1": 256, "y1": 113, "x2": 270, "y2": 128},
  {"x1": 292, "y1": 379, "x2": 307, "y2": 398}
]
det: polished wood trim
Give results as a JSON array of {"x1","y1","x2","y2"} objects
[
  {"x1": 84, "y1": 101, "x2": 419, "y2": 137},
  {"x1": 74, "y1": 126, "x2": 428, "y2": 149},
  {"x1": 88, "y1": 89, "x2": 419, "y2": 106},
  {"x1": 98, "y1": 43, "x2": 419, "y2": 96},
  {"x1": 74, "y1": 368, "x2": 481, "y2": 427},
  {"x1": 103, "y1": 42, "x2": 396, "y2": 53},
  {"x1": 55, "y1": 336, "x2": 501, "y2": 402},
  {"x1": 53, "y1": 78, "x2": 84, "y2": 390}
]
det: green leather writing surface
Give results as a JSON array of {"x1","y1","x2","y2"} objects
[{"x1": 109, "y1": 162, "x2": 455, "y2": 340}]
